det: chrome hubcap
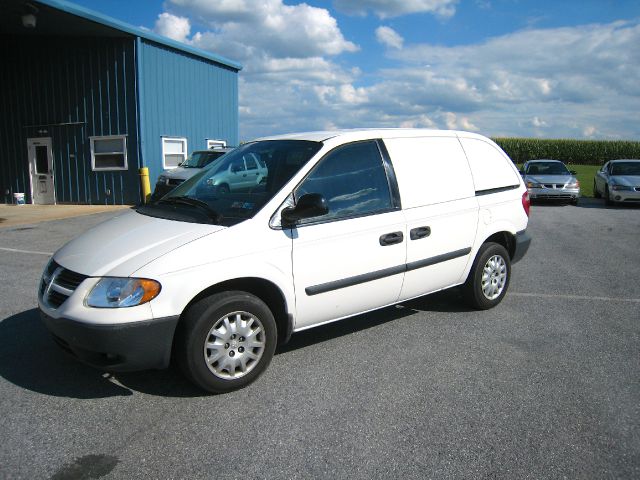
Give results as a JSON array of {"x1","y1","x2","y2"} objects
[
  {"x1": 481, "y1": 254, "x2": 507, "y2": 300},
  {"x1": 203, "y1": 311, "x2": 265, "y2": 379}
]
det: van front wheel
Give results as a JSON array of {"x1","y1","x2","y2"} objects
[
  {"x1": 463, "y1": 243, "x2": 511, "y2": 310},
  {"x1": 176, "y1": 291, "x2": 277, "y2": 393}
]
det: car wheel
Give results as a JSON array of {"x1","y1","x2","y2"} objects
[
  {"x1": 571, "y1": 198, "x2": 578, "y2": 206},
  {"x1": 175, "y1": 291, "x2": 277, "y2": 393},
  {"x1": 605, "y1": 184, "x2": 613, "y2": 206},
  {"x1": 217, "y1": 184, "x2": 230, "y2": 196},
  {"x1": 593, "y1": 180, "x2": 601, "y2": 198},
  {"x1": 463, "y1": 242, "x2": 511, "y2": 310}
]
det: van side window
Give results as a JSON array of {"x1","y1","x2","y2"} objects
[{"x1": 295, "y1": 141, "x2": 393, "y2": 223}]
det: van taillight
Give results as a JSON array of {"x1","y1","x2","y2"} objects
[{"x1": 522, "y1": 191, "x2": 531, "y2": 217}]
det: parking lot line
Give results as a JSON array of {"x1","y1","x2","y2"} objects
[
  {"x1": 0, "y1": 247, "x2": 53, "y2": 256},
  {"x1": 511, "y1": 291, "x2": 640, "y2": 303}
]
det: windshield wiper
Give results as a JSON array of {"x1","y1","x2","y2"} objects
[{"x1": 158, "y1": 196, "x2": 223, "y2": 223}]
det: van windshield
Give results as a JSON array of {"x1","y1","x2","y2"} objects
[{"x1": 138, "y1": 140, "x2": 322, "y2": 226}]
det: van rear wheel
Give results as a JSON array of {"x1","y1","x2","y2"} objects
[
  {"x1": 175, "y1": 291, "x2": 277, "y2": 393},
  {"x1": 463, "y1": 242, "x2": 511, "y2": 310}
]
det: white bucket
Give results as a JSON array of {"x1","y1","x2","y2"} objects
[{"x1": 13, "y1": 193, "x2": 25, "y2": 205}]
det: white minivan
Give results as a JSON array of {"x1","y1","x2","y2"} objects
[{"x1": 39, "y1": 129, "x2": 531, "y2": 393}]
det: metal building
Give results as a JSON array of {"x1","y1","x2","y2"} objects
[{"x1": 1, "y1": 0, "x2": 241, "y2": 205}]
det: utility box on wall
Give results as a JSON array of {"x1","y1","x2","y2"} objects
[{"x1": 0, "y1": 0, "x2": 241, "y2": 205}]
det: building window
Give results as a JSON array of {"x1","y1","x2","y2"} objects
[
  {"x1": 206, "y1": 139, "x2": 227, "y2": 149},
  {"x1": 162, "y1": 137, "x2": 188, "y2": 168},
  {"x1": 90, "y1": 135, "x2": 127, "y2": 171}
]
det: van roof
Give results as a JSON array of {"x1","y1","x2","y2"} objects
[{"x1": 255, "y1": 128, "x2": 489, "y2": 143}]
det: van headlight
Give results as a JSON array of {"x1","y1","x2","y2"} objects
[{"x1": 86, "y1": 278, "x2": 161, "y2": 308}]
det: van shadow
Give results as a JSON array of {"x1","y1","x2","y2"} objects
[
  {"x1": 278, "y1": 288, "x2": 472, "y2": 353},
  {"x1": 1, "y1": 290, "x2": 472, "y2": 399},
  {"x1": 0, "y1": 309, "x2": 204, "y2": 399}
]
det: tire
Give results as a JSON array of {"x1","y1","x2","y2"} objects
[
  {"x1": 217, "y1": 184, "x2": 230, "y2": 196},
  {"x1": 463, "y1": 243, "x2": 511, "y2": 310},
  {"x1": 593, "y1": 180, "x2": 601, "y2": 199},
  {"x1": 605, "y1": 184, "x2": 613, "y2": 206},
  {"x1": 175, "y1": 291, "x2": 277, "y2": 393},
  {"x1": 571, "y1": 198, "x2": 578, "y2": 206}
]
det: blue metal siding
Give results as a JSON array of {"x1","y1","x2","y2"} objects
[
  {"x1": 0, "y1": 35, "x2": 140, "y2": 204},
  {"x1": 137, "y1": 39, "x2": 239, "y2": 186}
]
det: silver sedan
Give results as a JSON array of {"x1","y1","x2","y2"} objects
[
  {"x1": 593, "y1": 159, "x2": 640, "y2": 205},
  {"x1": 521, "y1": 159, "x2": 580, "y2": 204}
]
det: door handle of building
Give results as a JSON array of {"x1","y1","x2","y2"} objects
[
  {"x1": 410, "y1": 226, "x2": 431, "y2": 240},
  {"x1": 379, "y1": 231, "x2": 404, "y2": 246}
]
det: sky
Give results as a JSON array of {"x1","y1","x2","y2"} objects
[{"x1": 69, "y1": 0, "x2": 640, "y2": 141}]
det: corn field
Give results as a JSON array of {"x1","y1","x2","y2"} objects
[{"x1": 492, "y1": 138, "x2": 640, "y2": 165}]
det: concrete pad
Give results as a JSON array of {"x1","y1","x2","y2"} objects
[{"x1": 0, "y1": 204, "x2": 131, "y2": 229}]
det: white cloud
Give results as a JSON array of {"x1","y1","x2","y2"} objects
[
  {"x1": 166, "y1": 0, "x2": 357, "y2": 61},
  {"x1": 532, "y1": 117, "x2": 547, "y2": 128},
  {"x1": 376, "y1": 26, "x2": 404, "y2": 49},
  {"x1": 583, "y1": 126, "x2": 597, "y2": 137},
  {"x1": 152, "y1": 3, "x2": 640, "y2": 141},
  {"x1": 376, "y1": 20, "x2": 640, "y2": 138},
  {"x1": 334, "y1": 0, "x2": 458, "y2": 19},
  {"x1": 154, "y1": 12, "x2": 191, "y2": 42}
]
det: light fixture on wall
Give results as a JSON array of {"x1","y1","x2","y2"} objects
[{"x1": 22, "y1": 3, "x2": 39, "y2": 28}]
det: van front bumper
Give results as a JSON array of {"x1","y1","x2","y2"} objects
[{"x1": 40, "y1": 310, "x2": 180, "y2": 371}]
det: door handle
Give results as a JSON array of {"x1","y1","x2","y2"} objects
[
  {"x1": 379, "y1": 231, "x2": 404, "y2": 246},
  {"x1": 410, "y1": 226, "x2": 431, "y2": 240}
]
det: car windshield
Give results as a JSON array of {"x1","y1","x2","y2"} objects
[
  {"x1": 181, "y1": 150, "x2": 227, "y2": 168},
  {"x1": 526, "y1": 161, "x2": 570, "y2": 175},
  {"x1": 138, "y1": 140, "x2": 322, "y2": 226},
  {"x1": 610, "y1": 161, "x2": 640, "y2": 176}
]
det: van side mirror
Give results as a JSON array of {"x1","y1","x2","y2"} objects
[
  {"x1": 281, "y1": 193, "x2": 328, "y2": 226},
  {"x1": 570, "y1": 170, "x2": 577, "y2": 175}
]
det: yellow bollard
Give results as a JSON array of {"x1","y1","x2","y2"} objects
[{"x1": 139, "y1": 167, "x2": 151, "y2": 204}]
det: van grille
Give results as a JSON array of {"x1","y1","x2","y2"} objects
[{"x1": 40, "y1": 261, "x2": 88, "y2": 309}]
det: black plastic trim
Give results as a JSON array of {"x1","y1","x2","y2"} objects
[
  {"x1": 475, "y1": 184, "x2": 519, "y2": 196},
  {"x1": 406, "y1": 247, "x2": 471, "y2": 272},
  {"x1": 377, "y1": 139, "x2": 402, "y2": 209},
  {"x1": 40, "y1": 310, "x2": 180, "y2": 371},
  {"x1": 305, "y1": 247, "x2": 472, "y2": 296},
  {"x1": 512, "y1": 229, "x2": 531, "y2": 264},
  {"x1": 305, "y1": 264, "x2": 406, "y2": 296}
]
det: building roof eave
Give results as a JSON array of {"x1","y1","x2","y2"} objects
[{"x1": 35, "y1": 0, "x2": 243, "y2": 71}]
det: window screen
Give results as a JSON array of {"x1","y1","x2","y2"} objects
[
  {"x1": 162, "y1": 137, "x2": 188, "y2": 168},
  {"x1": 91, "y1": 136, "x2": 127, "y2": 171}
]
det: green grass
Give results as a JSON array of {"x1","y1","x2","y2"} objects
[
  {"x1": 516, "y1": 164, "x2": 601, "y2": 197},
  {"x1": 569, "y1": 164, "x2": 600, "y2": 198}
]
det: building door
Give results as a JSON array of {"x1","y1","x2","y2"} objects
[{"x1": 27, "y1": 137, "x2": 56, "y2": 204}]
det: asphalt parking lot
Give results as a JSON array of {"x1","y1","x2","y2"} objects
[{"x1": 1, "y1": 200, "x2": 639, "y2": 479}]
